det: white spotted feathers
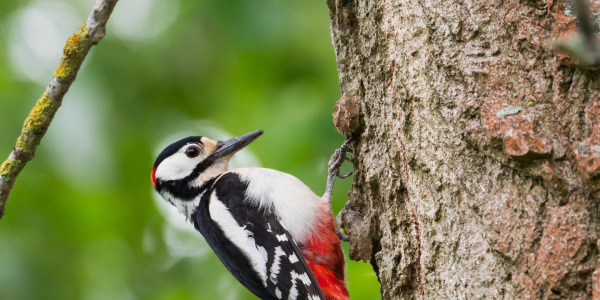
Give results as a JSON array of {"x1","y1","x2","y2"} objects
[{"x1": 205, "y1": 171, "x2": 325, "y2": 300}]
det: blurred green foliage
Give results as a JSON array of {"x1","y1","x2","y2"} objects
[{"x1": 0, "y1": 0, "x2": 380, "y2": 299}]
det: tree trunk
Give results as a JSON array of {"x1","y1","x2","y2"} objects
[{"x1": 327, "y1": 0, "x2": 600, "y2": 298}]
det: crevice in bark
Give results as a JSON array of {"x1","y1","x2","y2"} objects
[
  {"x1": 329, "y1": 0, "x2": 600, "y2": 298},
  {"x1": 370, "y1": 235, "x2": 382, "y2": 278},
  {"x1": 403, "y1": 187, "x2": 425, "y2": 299}
]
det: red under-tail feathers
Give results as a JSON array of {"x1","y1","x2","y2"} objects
[{"x1": 299, "y1": 204, "x2": 349, "y2": 300}]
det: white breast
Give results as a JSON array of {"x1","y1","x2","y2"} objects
[{"x1": 233, "y1": 168, "x2": 326, "y2": 242}]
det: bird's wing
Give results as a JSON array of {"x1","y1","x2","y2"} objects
[{"x1": 198, "y1": 172, "x2": 325, "y2": 300}]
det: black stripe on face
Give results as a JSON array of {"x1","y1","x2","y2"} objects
[
  {"x1": 156, "y1": 169, "x2": 215, "y2": 201},
  {"x1": 155, "y1": 156, "x2": 219, "y2": 200}
]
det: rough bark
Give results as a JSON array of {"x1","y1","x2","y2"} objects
[{"x1": 328, "y1": 0, "x2": 600, "y2": 298}]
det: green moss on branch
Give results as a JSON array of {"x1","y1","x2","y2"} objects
[{"x1": 0, "y1": 0, "x2": 119, "y2": 220}]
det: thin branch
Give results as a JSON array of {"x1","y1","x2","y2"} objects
[
  {"x1": 574, "y1": 0, "x2": 596, "y2": 43},
  {"x1": 0, "y1": 0, "x2": 119, "y2": 220},
  {"x1": 550, "y1": 0, "x2": 600, "y2": 66}
]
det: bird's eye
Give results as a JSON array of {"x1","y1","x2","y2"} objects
[{"x1": 185, "y1": 146, "x2": 201, "y2": 158}]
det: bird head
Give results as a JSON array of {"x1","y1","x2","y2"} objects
[{"x1": 152, "y1": 130, "x2": 263, "y2": 204}]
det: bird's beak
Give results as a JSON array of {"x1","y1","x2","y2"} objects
[{"x1": 211, "y1": 130, "x2": 263, "y2": 159}]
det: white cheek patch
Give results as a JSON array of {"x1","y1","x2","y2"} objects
[
  {"x1": 155, "y1": 142, "x2": 212, "y2": 182},
  {"x1": 155, "y1": 152, "x2": 199, "y2": 181}
]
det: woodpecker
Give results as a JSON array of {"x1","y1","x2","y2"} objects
[{"x1": 151, "y1": 130, "x2": 351, "y2": 300}]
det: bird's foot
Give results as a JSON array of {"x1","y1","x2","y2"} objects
[
  {"x1": 324, "y1": 138, "x2": 353, "y2": 202},
  {"x1": 336, "y1": 214, "x2": 350, "y2": 242},
  {"x1": 329, "y1": 138, "x2": 353, "y2": 178},
  {"x1": 323, "y1": 137, "x2": 354, "y2": 243}
]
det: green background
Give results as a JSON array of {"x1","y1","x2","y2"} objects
[{"x1": 0, "y1": 0, "x2": 380, "y2": 299}]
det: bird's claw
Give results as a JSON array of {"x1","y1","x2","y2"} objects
[
  {"x1": 337, "y1": 172, "x2": 352, "y2": 179},
  {"x1": 336, "y1": 214, "x2": 350, "y2": 242},
  {"x1": 325, "y1": 137, "x2": 354, "y2": 242},
  {"x1": 328, "y1": 138, "x2": 353, "y2": 172}
]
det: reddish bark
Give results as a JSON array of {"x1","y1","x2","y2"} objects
[{"x1": 327, "y1": 0, "x2": 600, "y2": 298}]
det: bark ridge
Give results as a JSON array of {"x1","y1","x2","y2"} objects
[{"x1": 328, "y1": 0, "x2": 600, "y2": 298}]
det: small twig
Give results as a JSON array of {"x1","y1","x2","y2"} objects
[
  {"x1": 550, "y1": 0, "x2": 600, "y2": 66},
  {"x1": 574, "y1": 0, "x2": 596, "y2": 42},
  {"x1": 574, "y1": 0, "x2": 600, "y2": 64},
  {"x1": 0, "y1": 0, "x2": 119, "y2": 220}
]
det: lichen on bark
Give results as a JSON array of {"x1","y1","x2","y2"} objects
[
  {"x1": 0, "y1": 0, "x2": 119, "y2": 220},
  {"x1": 327, "y1": 0, "x2": 600, "y2": 298}
]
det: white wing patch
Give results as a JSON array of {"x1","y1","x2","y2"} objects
[
  {"x1": 208, "y1": 192, "x2": 267, "y2": 286},
  {"x1": 270, "y1": 246, "x2": 286, "y2": 284},
  {"x1": 294, "y1": 271, "x2": 312, "y2": 285},
  {"x1": 289, "y1": 282, "x2": 298, "y2": 300},
  {"x1": 288, "y1": 253, "x2": 299, "y2": 264},
  {"x1": 289, "y1": 271, "x2": 312, "y2": 300},
  {"x1": 276, "y1": 234, "x2": 288, "y2": 242},
  {"x1": 258, "y1": 245, "x2": 268, "y2": 263}
]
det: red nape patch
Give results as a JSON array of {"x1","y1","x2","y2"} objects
[{"x1": 151, "y1": 168, "x2": 157, "y2": 187}]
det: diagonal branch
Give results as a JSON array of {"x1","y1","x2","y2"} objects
[{"x1": 0, "y1": 0, "x2": 119, "y2": 220}]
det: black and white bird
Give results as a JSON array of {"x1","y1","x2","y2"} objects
[{"x1": 151, "y1": 130, "x2": 350, "y2": 300}]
